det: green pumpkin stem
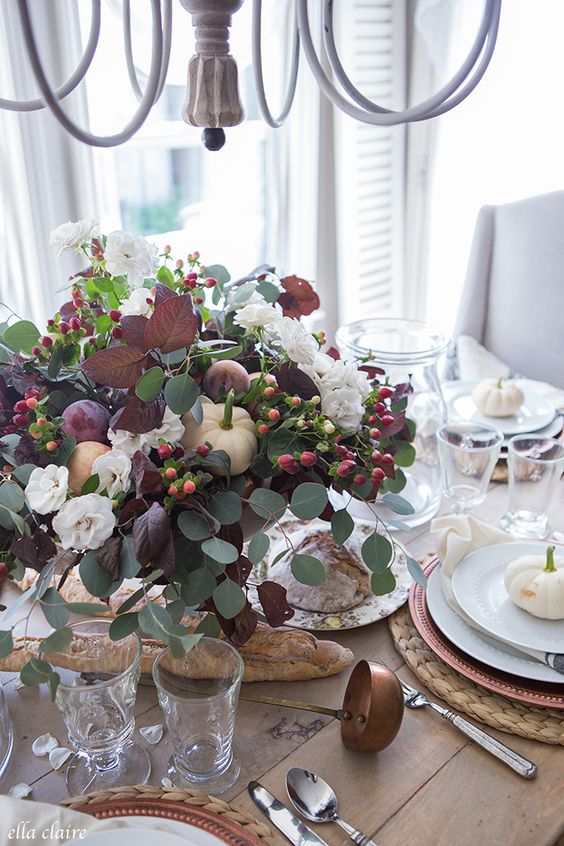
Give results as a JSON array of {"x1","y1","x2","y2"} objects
[
  {"x1": 496, "y1": 377, "x2": 505, "y2": 389},
  {"x1": 220, "y1": 389, "x2": 235, "y2": 430},
  {"x1": 544, "y1": 545, "x2": 557, "y2": 573}
]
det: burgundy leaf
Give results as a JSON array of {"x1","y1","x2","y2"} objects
[
  {"x1": 274, "y1": 363, "x2": 319, "y2": 401},
  {"x1": 110, "y1": 392, "x2": 165, "y2": 434},
  {"x1": 11, "y1": 529, "x2": 57, "y2": 573},
  {"x1": 60, "y1": 301, "x2": 78, "y2": 321},
  {"x1": 82, "y1": 346, "x2": 148, "y2": 389},
  {"x1": 154, "y1": 282, "x2": 178, "y2": 306},
  {"x1": 326, "y1": 346, "x2": 340, "y2": 361},
  {"x1": 233, "y1": 264, "x2": 276, "y2": 285},
  {"x1": 278, "y1": 275, "x2": 320, "y2": 318},
  {"x1": 131, "y1": 450, "x2": 163, "y2": 496},
  {"x1": 121, "y1": 315, "x2": 150, "y2": 350},
  {"x1": 145, "y1": 293, "x2": 199, "y2": 354},
  {"x1": 392, "y1": 381, "x2": 414, "y2": 401},
  {"x1": 118, "y1": 497, "x2": 147, "y2": 527},
  {"x1": 257, "y1": 580, "x2": 295, "y2": 627},
  {"x1": 95, "y1": 535, "x2": 123, "y2": 580},
  {"x1": 133, "y1": 502, "x2": 175, "y2": 577},
  {"x1": 225, "y1": 554, "x2": 252, "y2": 587},
  {"x1": 215, "y1": 600, "x2": 258, "y2": 647},
  {"x1": 14, "y1": 432, "x2": 50, "y2": 467},
  {"x1": 218, "y1": 521, "x2": 244, "y2": 554},
  {"x1": 359, "y1": 364, "x2": 386, "y2": 379},
  {"x1": 379, "y1": 411, "x2": 407, "y2": 439}
]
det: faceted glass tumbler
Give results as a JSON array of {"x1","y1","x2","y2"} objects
[
  {"x1": 500, "y1": 436, "x2": 564, "y2": 538},
  {"x1": 53, "y1": 620, "x2": 150, "y2": 795},
  {"x1": 153, "y1": 637, "x2": 243, "y2": 795},
  {"x1": 438, "y1": 421, "x2": 504, "y2": 513}
]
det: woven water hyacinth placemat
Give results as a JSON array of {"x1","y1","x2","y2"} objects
[
  {"x1": 61, "y1": 784, "x2": 280, "y2": 846},
  {"x1": 389, "y1": 605, "x2": 564, "y2": 745}
]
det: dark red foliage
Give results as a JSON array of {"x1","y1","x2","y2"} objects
[
  {"x1": 133, "y1": 502, "x2": 175, "y2": 577},
  {"x1": 11, "y1": 528, "x2": 57, "y2": 572},
  {"x1": 82, "y1": 346, "x2": 148, "y2": 389},
  {"x1": 130, "y1": 450, "x2": 163, "y2": 496},
  {"x1": 256, "y1": 580, "x2": 295, "y2": 627},
  {"x1": 95, "y1": 535, "x2": 123, "y2": 580},
  {"x1": 145, "y1": 292, "x2": 199, "y2": 354},
  {"x1": 274, "y1": 363, "x2": 319, "y2": 401},
  {"x1": 278, "y1": 275, "x2": 320, "y2": 318},
  {"x1": 110, "y1": 391, "x2": 165, "y2": 434},
  {"x1": 120, "y1": 315, "x2": 150, "y2": 350}
]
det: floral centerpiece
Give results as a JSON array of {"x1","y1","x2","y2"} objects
[{"x1": 0, "y1": 220, "x2": 422, "y2": 694}]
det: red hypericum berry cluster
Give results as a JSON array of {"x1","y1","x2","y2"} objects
[
  {"x1": 196, "y1": 444, "x2": 210, "y2": 457},
  {"x1": 158, "y1": 443, "x2": 173, "y2": 460},
  {"x1": 278, "y1": 453, "x2": 300, "y2": 474},
  {"x1": 299, "y1": 451, "x2": 317, "y2": 467}
]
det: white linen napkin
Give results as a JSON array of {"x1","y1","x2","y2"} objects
[
  {"x1": 430, "y1": 515, "x2": 563, "y2": 671},
  {"x1": 0, "y1": 795, "x2": 173, "y2": 844}
]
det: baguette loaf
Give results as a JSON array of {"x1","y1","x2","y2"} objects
[{"x1": 0, "y1": 632, "x2": 353, "y2": 682}]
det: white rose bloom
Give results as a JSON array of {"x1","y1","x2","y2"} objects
[
  {"x1": 119, "y1": 287, "x2": 153, "y2": 317},
  {"x1": 271, "y1": 317, "x2": 318, "y2": 365},
  {"x1": 49, "y1": 219, "x2": 99, "y2": 255},
  {"x1": 320, "y1": 360, "x2": 372, "y2": 402},
  {"x1": 144, "y1": 407, "x2": 185, "y2": 449},
  {"x1": 320, "y1": 386, "x2": 366, "y2": 431},
  {"x1": 108, "y1": 427, "x2": 150, "y2": 457},
  {"x1": 92, "y1": 449, "x2": 132, "y2": 498},
  {"x1": 52, "y1": 493, "x2": 116, "y2": 551},
  {"x1": 233, "y1": 302, "x2": 281, "y2": 331},
  {"x1": 299, "y1": 352, "x2": 337, "y2": 385},
  {"x1": 105, "y1": 230, "x2": 159, "y2": 287},
  {"x1": 25, "y1": 465, "x2": 69, "y2": 515}
]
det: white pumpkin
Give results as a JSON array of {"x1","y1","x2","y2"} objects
[
  {"x1": 471, "y1": 378, "x2": 524, "y2": 417},
  {"x1": 181, "y1": 390, "x2": 257, "y2": 476},
  {"x1": 504, "y1": 546, "x2": 564, "y2": 620}
]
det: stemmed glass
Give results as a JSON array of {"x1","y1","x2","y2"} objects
[
  {"x1": 153, "y1": 637, "x2": 243, "y2": 794},
  {"x1": 437, "y1": 421, "x2": 504, "y2": 513},
  {"x1": 500, "y1": 435, "x2": 564, "y2": 537},
  {"x1": 52, "y1": 619, "x2": 151, "y2": 795}
]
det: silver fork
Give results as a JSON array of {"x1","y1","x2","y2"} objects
[{"x1": 396, "y1": 674, "x2": 537, "y2": 779}]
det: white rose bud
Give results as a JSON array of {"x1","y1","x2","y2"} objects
[
  {"x1": 92, "y1": 450, "x2": 132, "y2": 498},
  {"x1": 49, "y1": 219, "x2": 99, "y2": 255},
  {"x1": 25, "y1": 465, "x2": 69, "y2": 515},
  {"x1": 52, "y1": 493, "x2": 116, "y2": 551}
]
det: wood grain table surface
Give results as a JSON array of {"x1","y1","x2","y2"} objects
[{"x1": 2, "y1": 482, "x2": 564, "y2": 846}]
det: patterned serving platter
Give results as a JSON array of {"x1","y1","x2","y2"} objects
[
  {"x1": 249, "y1": 519, "x2": 411, "y2": 631},
  {"x1": 409, "y1": 558, "x2": 564, "y2": 709}
]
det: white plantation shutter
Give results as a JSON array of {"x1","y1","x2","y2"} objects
[{"x1": 333, "y1": 0, "x2": 407, "y2": 325}]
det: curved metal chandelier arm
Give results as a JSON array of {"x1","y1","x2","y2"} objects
[
  {"x1": 299, "y1": 0, "x2": 501, "y2": 126},
  {"x1": 0, "y1": 0, "x2": 101, "y2": 113},
  {"x1": 123, "y1": 0, "x2": 172, "y2": 103},
  {"x1": 252, "y1": 0, "x2": 300, "y2": 128},
  {"x1": 15, "y1": 0, "x2": 164, "y2": 147}
]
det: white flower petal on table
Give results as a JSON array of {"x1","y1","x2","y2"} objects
[
  {"x1": 140, "y1": 724, "x2": 164, "y2": 744},
  {"x1": 32, "y1": 733, "x2": 59, "y2": 757},
  {"x1": 161, "y1": 777, "x2": 174, "y2": 788},
  {"x1": 8, "y1": 783, "x2": 32, "y2": 799},
  {"x1": 49, "y1": 747, "x2": 73, "y2": 771}
]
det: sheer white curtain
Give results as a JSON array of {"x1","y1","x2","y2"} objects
[
  {"x1": 423, "y1": 0, "x2": 564, "y2": 335},
  {"x1": 0, "y1": 0, "x2": 96, "y2": 324}
]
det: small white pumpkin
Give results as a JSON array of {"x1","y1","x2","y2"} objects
[
  {"x1": 472, "y1": 378, "x2": 524, "y2": 417},
  {"x1": 504, "y1": 546, "x2": 564, "y2": 619},
  {"x1": 181, "y1": 390, "x2": 257, "y2": 476}
]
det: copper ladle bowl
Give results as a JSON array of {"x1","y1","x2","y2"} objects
[{"x1": 340, "y1": 659, "x2": 404, "y2": 753}]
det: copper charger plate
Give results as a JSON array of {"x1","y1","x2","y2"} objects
[
  {"x1": 81, "y1": 797, "x2": 264, "y2": 846},
  {"x1": 409, "y1": 557, "x2": 564, "y2": 709}
]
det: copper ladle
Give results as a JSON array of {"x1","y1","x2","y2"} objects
[{"x1": 240, "y1": 659, "x2": 404, "y2": 753}]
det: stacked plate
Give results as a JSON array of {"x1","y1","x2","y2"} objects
[
  {"x1": 410, "y1": 541, "x2": 564, "y2": 708},
  {"x1": 444, "y1": 380, "x2": 563, "y2": 455}
]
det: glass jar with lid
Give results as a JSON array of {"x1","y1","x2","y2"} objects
[{"x1": 335, "y1": 317, "x2": 448, "y2": 528}]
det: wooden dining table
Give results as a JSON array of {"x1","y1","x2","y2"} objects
[{"x1": 2, "y1": 480, "x2": 564, "y2": 846}]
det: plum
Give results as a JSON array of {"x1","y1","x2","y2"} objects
[
  {"x1": 203, "y1": 360, "x2": 251, "y2": 401},
  {"x1": 62, "y1": 400, "x2": 111, "y2": 444},
  {"x1": 67, "y1": 441, "x2": 110, "y2": 494}
]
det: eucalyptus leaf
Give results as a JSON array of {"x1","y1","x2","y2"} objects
[
  {"x1": 371, "y1": 569, "x2": 397, "y2": 595},
  {"x1": 178, "y1": 510, "x2": 213, "y2": 541},
  {"x1": 331, "y1": 509, "x2": 354, "y2": 545},
  {"x1": 361, "y1": 532, "x2": 393, "y2": 574},
  {"x1": 3, "y1": 320, "x2": 40, "y2": 353},
  {"x1": 0, "y1": 630, "x2": 13, "y2": 660},
  {"x1": 180, "y1": 567, "x2": 216, "y2": 605},
  {"x1": 120, "y1": 536, "x2": 141, "y2": 578},
  {"x1": 212, "y1": 578, "x2": 246, "y2": 619},
  {"x1": 39, "y1": 588, "x2": 69, "y2": 629},
  {"x1": 11, "y1": 464, "x2": 36, "y2": 486},
  {"x1": 291, "y1": 553, "x2": 326, "y2": 586},
  {"x1": 109, "y1": 612, "x2": 140, "y2": 641},
  {"x1": 79, "y1": 550, "x2": 115, "y2": 598},
  {"x1": 20, "y1": 657, "x2": 53, "y2": 686},
  {"x1": 195, "y1": 613, "x2": 222, "y2": 637},
  {"x1": 207, "y1": 491, "x2": 242, "y2": 526},
  {"x1": 202, "y1": 537, "x2": 239, "y2": 564},
  {"x1": 0, "y1": 481, "x2": 25, "y2": 513},
  {"x1": 289, "y1": 483, "x2": 328, "y2": 520},
  {"x1": 135, "y1": 366, "x2": 164, "y2": 402},
  {"x1": 382, "y1": 493, "x2": 415, "y2": 516},
  {"x1": 167, "y1": 598, "x2": 186, "y2": 624},
  {"x1": 393, "y1": 443, "x2": 417, "y2": 468},
  {"x1": 65, "y1": 602, "x2": 109, "y2": 614},
  {"x1": 248, "y1": 488, "x2": 286, "y2": 521},
  {"x1": 138, "y1": 602, "x2": 174, "y2": 641},
  {"x1": 81, "y1": 474, "x2": 100, "y2": 496},
  {"x1": 247, "y1": 531, "x2": 270, "y2": 565},
  {"x1": 406, "y1": 555, "x2": 427, "y2": 588},
  {"x1": 164, "y1": 371, "x2": 199, "y2": 415},
  {"x1": 207, "y1": 345, "x2": 243, "y2": 361},
  {"x1": 39, "y1": 627, "x2": 72, "y2": 655},
  {"x1": 204, "y1": 264, "x2": 230, "y2": 287},
  {"x1": 382, "y1": 469, "x2": 407, "y2": 494}
]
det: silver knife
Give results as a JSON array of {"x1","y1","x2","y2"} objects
[{"x1": 248, "y1": 781, "x2": 330, "y2": 846}]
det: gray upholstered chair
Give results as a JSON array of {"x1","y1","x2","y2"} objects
[{"x1": 449, "y1": 190, "x2": 564, "y2": 388}]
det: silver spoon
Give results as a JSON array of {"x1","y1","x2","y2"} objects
[{"x1": 286, "y1": 767, "x2": 378, "y2": 846}]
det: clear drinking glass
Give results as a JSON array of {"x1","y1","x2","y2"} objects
[
  {"x1": 0, "y1": 683, "x2": 13, "y2": 780},
  {"x1": 500, "y1": 436, "x2": 564, "y2": 537},
  {"x1": 336, "y1": 318, "x2": 448, "y2": 527},
  {"x1": 153, "y1": 637, "x2": 243, "y2": 794},
  {"x1": 53, "y1": 620, "x2": 151, "y2": 795},
  {"x1": 438, "y1": 421, "x2": 503, "y2": 513}
]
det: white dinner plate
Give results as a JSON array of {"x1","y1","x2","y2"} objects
[
  {"x1": 426, "y1": 565, "x2": 563, "y2": 683},
  {"x1": 445, "y1": 380, "x2": 555, "y2": 435},
  {"x1": 83, "y1": 816, "x2": 223, "y2": 845},
  {"x1": 451, "y1": 541, "x2": 564, "y2": 654}
]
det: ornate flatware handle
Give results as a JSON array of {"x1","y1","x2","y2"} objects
[{"x1": 445, "y1": 711, "x2": 537, "y2": 779}]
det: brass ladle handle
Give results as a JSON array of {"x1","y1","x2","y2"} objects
[{"x1": 240, "y1": 693, "x2": 341, "y2": 719}]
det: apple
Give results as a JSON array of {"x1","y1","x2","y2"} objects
[
  {"x1": 62, "y1": 400, "x2": 111, "y2": 444},
  {"x1": 202, "y1": 360, "x2": 251, "y2": 401},
  {"x1": 67, "y1": 441, "x2": 110, "y2": 494}
]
